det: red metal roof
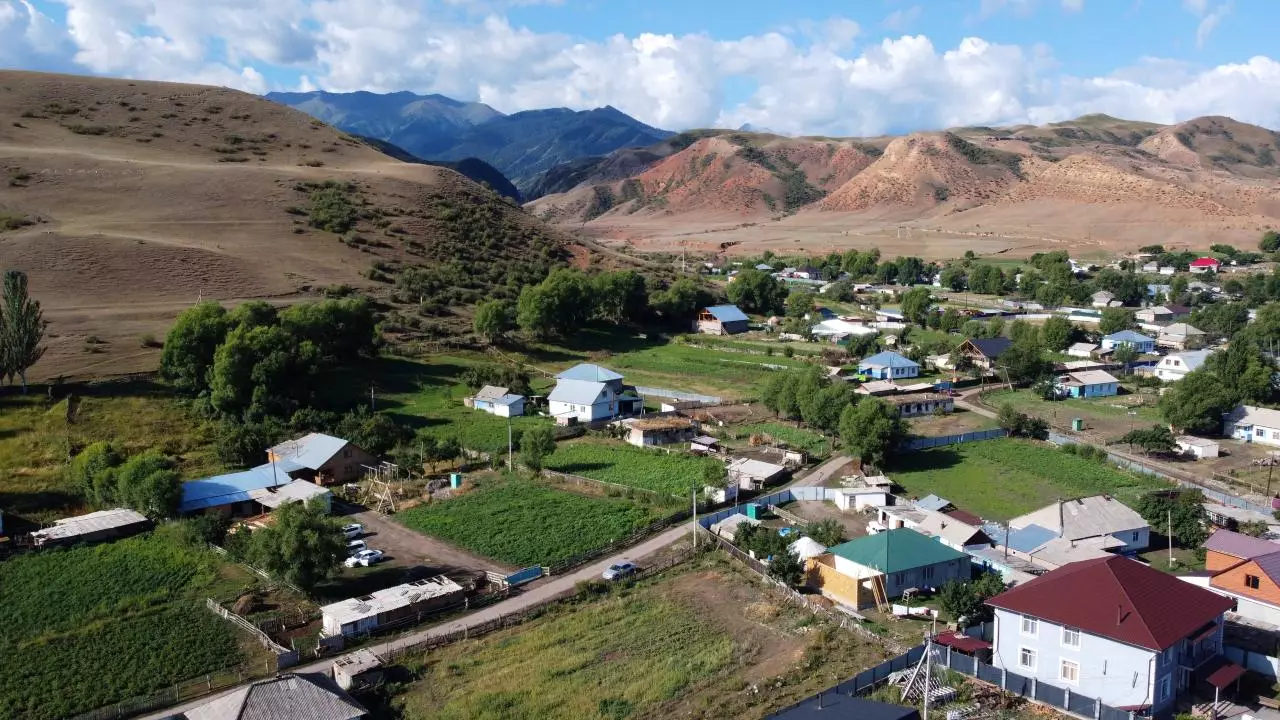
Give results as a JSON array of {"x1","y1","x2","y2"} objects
[
  {"x1": 934, "y1": 632, "x2": 991, "y2": 653},
  {"x1": 987, "y1": 555, "x2": 1234, "y2": 652},
  {"x1": 944, "y1": 509, "x2": 983, "y2": 526},
  {"x1": 1191, "y1": 257, "x2": 1221, "y2": 267},
  {"x1": 1203, "y1": 657, "x2": 1246, "y2": 689}
]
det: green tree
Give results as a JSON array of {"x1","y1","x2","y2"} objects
[
  {"x1": 761, "y1": 371, "x2": 803, "y2": 421},
  {"x1": 69, "y1": 441, "x2": 121, "y2": 505},
  {"x1": 593, "y1": 271, "x2": 649, "y2": 324},
  {"x1": 1159, "y1": 369, "x2": 1236, "y2": 434},
  {"x1": 769, "y1": 549, "x2": 805, "y2": 586},
  {"x1": 1135, "y1": 490, "x2": 1208, "y2": 548},
  {"x1": 516, "y1": 269, "x2": 592, "y2": 338},
  {"x1": 337, "y1": 409, "x2": 412, "y2": 458},
  {"x1": 999, "y1": 341, "x2": 1052, "y2": 384},
  {"x1": 939, "y1": 265, "x2": 967, "y2": 292},
  {"x1": 1120, "y1": 425, "x2": 1177, "y2": 455},
  {"x1": 2, "y1": 270, "x2": 46, "y2": 391},
  {"x1": 726, "y1": 269, "x2": 786, "y2": 315},
  {"x1": 785, "y1": 290, "x2": 816, "y2": 319},
  {"x1": 899, "y1": 287, "x2": 933, "y2": 326},
  {"x1": 1239, "y1": 520, "x2": 1269, "y2": 538},
  {"x1": 1098, "y1": 307, "x2": 1134, "y2": 335},
  {"x1": 208, "y1": 324, "x2": 320, "y2": 420},
  {"x1": 838, "y1": 398, "x2": 906, "y2": 469},
  {"x1": 519, "y1": 424, "x2": 557, "y2": 473},
  {"x1": 473, "y1": 299, "x2": 514, "y2": 343},
  {"x1": 1261, "y1": 230, "x2": 1280, "y2": 253},
  {"x1": 160, "y1": 302, "x2": 231, "y2": 394},
  {"x1": 804, "y1": 382, "x2": 855, "y2": 434},
  {"x1": 1039, "y1": 316, "x2": 1075, "y2": 351},
  {"x1": 804, "y1": 519, "x2": 844, "y2": 546},
  {"x1": 246, "y1": 499, "x2": 345, "y2": 592},
  {"x1": 649, "y1": 278, "x2": 707, "y2": 321},
  {"x1": 1111, "y1": 343, "x2": 1138, "y2": 365},
  {"x1": 215, "y1": 418, "x2": 286, "y2": 468},
  {"x1": 115, "y1": 450, "x2": 182, "y2": 518},
  {"x1": 279, "y1": 297, "x2": 377, "y2": 363}
]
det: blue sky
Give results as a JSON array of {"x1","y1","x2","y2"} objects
[{"x1": 3, "y1": 0, "x2": 1279, "y2": 135}]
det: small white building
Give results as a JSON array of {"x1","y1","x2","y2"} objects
[
  {"x1": 726, "y1": 457, "x2": 787, "y2": 490},
  {"x1": 1154, "y1": 349, "x2": 1211, "y2": 382},
  {"x1": 1176, "y1": 436, "x2": 1220, "y2": 459},
  {"x1": 832, "y1": 488, "x2": 892, "y2": 512},
  {"x1": 469, "y1": 385, "x2": 525, "y2": 417},
  {"x1": 1009, "y1": 495, "x2": 1149, "y2": 553},
  {"x1": 1090, "y1": 290, "x2": 1117, "y2": 308},
  {"x1": 710, "y1": 512, "x2": 759, "y2": 540},
  {"x1": 1157, "y1": 323, "x2": 1206, "y2": 350},
  {"x1": 1225, "y1": 405, "x2": 1280, "y2": 447},
  {"x1": 547, "y1": 364, "x2": 640, "y2": 424},
  {"x1": 1066, "y1": 342, "x2": 1099, "y2": 359}
]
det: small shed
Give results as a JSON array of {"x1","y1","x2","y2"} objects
[
  {"x1": 332, "y1": 648, "x2": 384, "y2": 692},
  {"x1": 690, "y1": 435, "x2": 722, "y2": 454},
  {"x1": 30, "y1": 508, "x2": 152, "y2": 548},
  {"x1": 695, "y1": 305, "x2": 750, "y2": 335},
  {"x1": 1177, "y1": 435, "x2": 1221, "y2": 459},
  {"x1": 321, "y1": 576, "x2": 465, "y2": 638},
  {"x1": 1067, "y1": 342, "x2": 1099, "y2": 359},
  {"x1": 726, "y1": 457, "x2": 787, "y2": 490},
  {"x1": 624, "y1": 416, "x2": 699, "y2": 448},
  {"x1": 833, "y1": 488, "x2": 891, "y2": 512}
]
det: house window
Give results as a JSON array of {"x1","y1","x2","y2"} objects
[
  {"x1": 1173, "y1": 360, "x2": 1181, "y2": 366},
  {"x1": 1021, "y1": 616, "x2": 1038, "y2": 636},
  {"x1": 1158, "y1": 674, "x2": 1172, "y2": 702},
  {"x1": 1062, "y1": 626, "x2": 1080, "y2": 648},
  {"x1": 1132, "y1": 531, "x2": 1140, "y2": 542},
  {"x1": 1060, "y1": 660, "x2": 1079, "y2": 684},
  {"x1": 923, "y1": 566, "x2": 935, "y2": 580},
  {"x1": 1246, "y1": 575, "x2": 1261, "y2": 590},
  {"x1": 1258, "y1": 429, "x2": 1266, "y2": 438},
  {"x1": 1019, "y1": 647, "x2": 1036, "y2": 670}
]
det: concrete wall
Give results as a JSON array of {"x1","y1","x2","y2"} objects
[{"x1": 1110, "y1": 527, "x2": 1149, "y2": 553}]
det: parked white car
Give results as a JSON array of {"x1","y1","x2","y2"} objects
[
  {"x1": 344, "y1": 549, "x2": 384, "y2": 568},
  {"x1": 346, "y1": 539, "x2": 367, "y2": 556},
  {"x1": 341, "y1": 523, "x2": 364, "y2": 540},
  {"x1": 602, "y1": 561, "x2": 639, "y2": 581}
]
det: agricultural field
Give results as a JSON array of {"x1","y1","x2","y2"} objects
[
  {"x1": 0, "y1": 527, "x2": 254, "y2": 719},
  {"x1": 544, "y1": 438, "x2": 722, "y2": 496},
  {"x1": 0, "y1": 382, "x2": 220, "y2": 524},
  {"x1": 395, "y1": 475, "x2": 666, "y2": 567},
  {"x1": 730, "y1": 422, "x2": 832, "y2": 456},
  {"x1": 887, "y1": 438, "x2": 1170, "y2": 521},
  {"x1": 984, "y1": 388, "x2": 1162, "y2": 439},
  {"x1": 373, "y1": 554, "x2": 894, "y2": 720}
]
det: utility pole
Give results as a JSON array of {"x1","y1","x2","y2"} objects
[
  {"x1": 1168, "y1": 508, "x2": 1173, "y2": 567},
  {"x1": 922, "y1": 637, "x2": 932, "y2": 720},
  {"x1": 692, "y1": 488, "x2": 699, "y2": 550},
  {"x1": 507, "y1": 417, "x2": 514, "y2": 472}
]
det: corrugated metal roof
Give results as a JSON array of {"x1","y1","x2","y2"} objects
[
  {"x1": 1104, "y1": 330, "x2": 1154, "y2": 344},
  {"x1": 964, "y1": 337, "x2": 1012, "y2": 359},
  {"x1": 269, "y1": 433, "x2": 351, "y2": 471},
  {"x1": 915, "y1": 494, "x2": 951, "y2": 512},
  {"x1": 547, "y1": 378, "x2": 607, "y2": 405},
  {"x1": 827, "y1": 528, "x2": 967, "y2": 574},
  {"x1": 1061, "y1": 370, "x2": 1120, "y2": 386},
  {"x1": 473, "y1": 385, "x2": 509, "y2": 402},
  {"x1": 1204, "y1": 529, "x2": 1280, "y2": 560},
  {"x1": 180, "y1": 462, "x2": 300, "y2": 513},
  {"x1": 249, "y1": 480, "x2": 331, "y2": 510},
  {"x1": 987, "y1": 555, "x2": 1233, "y2": 651},
  {"x1": 704, "y1": 304, "x2": 749, "y2": 323},
  {"x1": 1227, "y1": 404, "x2": 1280, "y2": 429},
  {"x1": 858, "y1": 351, "x2": 919, "y2": 369},
  {"x1": 31, "y1": 508, "x2": 149, "y2": 542},
  {"x1": 321, "y1": 576, "x2": 464, "y2": 628},
  {"x1": 1001, "y1": 523, "x2": 1058, "y2": 553},
  {"x1": 726, "y1": 457, "x2": 786, "y2": 480},
  {"x1": 1167, "y1": 349, "x2": 1212, "y2": 372},
  {"x1": 184, "y1": 673, "x2": 366, "y2": 720},
  {"x1": 555, "y1": 363, "x2": 623, "y2": 382},
  {"x1": 1010, "y1": 496, "x2": 1146, "y2": 542}
]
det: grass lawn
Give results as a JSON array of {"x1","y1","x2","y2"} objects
[
  {"x1": 732, "y1": 422, "x2": 832, "y2": 456},
  {"x1": 544, "y1": 438, "x2": 721, "y2": 496},
  {"x1": 886, "y1": 438, "x2": 1171, "y2": 521},
  {"x1": 0, "y1": 527, "x2": 255, "y2": 719},
  {"x1": 377, "y1": 554, "x2": 892, "y2": 720},
  {"x1": 395, "y1": 475, "x2": 665, "y2": 567},
  {"x1": 0, "y1": 382, "x2": 221, "y2": 523},
  {"x1": 984, "y1": 388, "x2": 1162, "y2": 436}
]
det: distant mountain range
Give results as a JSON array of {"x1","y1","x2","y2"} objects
[
  {"x1": 266, "y1": 90, "x2": 674, "y2": 196},
  {"x1": 356, "y1": 135, "x2": 521, "y2": 202}
]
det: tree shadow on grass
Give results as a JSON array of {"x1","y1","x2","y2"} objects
[
  {"x1": 885, "y1": 447, "x2": 965, "y2": 473},
  {"x1": 547, "y1": 462, "x2": 613, "y2": 475}
]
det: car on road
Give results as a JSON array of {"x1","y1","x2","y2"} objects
[
  {"x1": 344, "y1": 549, "x2": 384, "y2": 568},
  {"x1": 341, "y1": 523, "x2": 364, "y2": 540},
  {"x1": 346, "y1": 539, "x2": 367, "y2": 556},
  {"x1": 602, "y1": 561, "x2": 639, "y2": 581}
]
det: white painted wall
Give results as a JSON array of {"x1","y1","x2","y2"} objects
[{"x1": 1110, "y1": 527, "x2": 1150, "y2": 553}]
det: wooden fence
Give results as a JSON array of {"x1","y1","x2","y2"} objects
[
  {"x1": 542, "y1": 469, "x2": 667, "y2": 500},
  {"x1": 204, "y1": 598, "x2": 298, "y2": 667}
]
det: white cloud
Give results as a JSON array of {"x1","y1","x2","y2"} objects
[
  {"x1": 5, "y1": 0, "x2": 1280, "y2": 136},
  {"x1": 882, "y1": 5, "x2": 923, "y2": 31},
  {"x1": 1195, "y1": 2, "x2": 1231, "y2": 48},
  {"x1": 1062, "y1": 0, "x2": 1084, "y2": 11}
]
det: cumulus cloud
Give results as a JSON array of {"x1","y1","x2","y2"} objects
[{"x1": 5, "y1": 0, "x2": 1280, "y2": 135}]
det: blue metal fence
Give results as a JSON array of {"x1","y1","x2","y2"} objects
[
  {"x1": 902, "y1": 428, "x2": 1009, "y2": 451},
  {"x1": 505, "y1": 566, "x2": 544, "y2": 586},
  {"x1": 697, "y1": 489, "x2": 796, "y2": 529}
]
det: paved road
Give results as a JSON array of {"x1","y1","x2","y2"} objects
[{"x1": 137, "y1": 523, "x2": 696, "y2": 720}]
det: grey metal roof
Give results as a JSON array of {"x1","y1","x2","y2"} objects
[
  {"x1": 556, "y1": 363, "x2": 623, "y2": 382},
  {"x1": 473, "y1": 385, "x2": 509, "y2": 402},
  {"x1": 31, "y1": 508, "x2": 148, "y2": 542},
  {"x1": 915, "y1": 494, "x2": 951, "y2": 512},
  {"x1": 183, "y1": 673, "x2": 366, "y2": 720},
  {"x1": 1167, "y1": 349, "x2": 1212, "y2": 372},
  {"x1": 547, "y1": 378, "x2": 607, "y2": 405},
  {"x1": 269, "y1": 433, "x2": 352, "y2": 471},
  {"x1": 1010, "y1": 496, "x2": 1147, "y2": 542}
]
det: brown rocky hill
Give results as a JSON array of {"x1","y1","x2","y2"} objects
[
  {"x1": 0, "y1": 71, "x2": 570, "y2": 380},
  {"x1": 531, "y1": 114, "x2": 1280, "y2": 255}
]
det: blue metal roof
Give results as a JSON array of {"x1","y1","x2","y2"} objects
[
  {"x1": 179, "y1": 462, "x2": 298, "y2": 513},
  {"x1": 1104, "y1": 330, "x2": 1155, "y2": 344},
  {"x1": 556, "y1": 363, "x2": 624, "y2": 382},
  {"x1": 495, "y1": 394, "x2": 524, "y2": 406},
  {"x1": 705, "y1": 304, "x2": 749, "y2": 323},
  {"x1": 548, "y1": 378, "x2": 608, "y2": 405},
  {"x1": 1004, "y1": 524, "x2": 1058, "y2": 553},
  {"x1": 858, "y1": 351, "x2": 920, "y2": 369},
  {"x1": 269, "y1": 433, "x2": 350, "y2": 470},
  {"x1": 915, "y1": 494, "x2": 951, "y2": 512}
]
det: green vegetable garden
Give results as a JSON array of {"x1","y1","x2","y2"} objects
[
  {"x1": 396, "y1": 477, "x2": 664, "y2": 566},
  {"x1": 0, "y1": 530, "x2": 249, "y2": 719},
  {"x1": 543, "y1": 441, "x2": 718, "y2": 496}
]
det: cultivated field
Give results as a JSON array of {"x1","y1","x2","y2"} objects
[
  {"x1": 378, "y1": 554, "x2": 894, "y2": 720},
  {"x1": 886, "y1": 438, "x2": 1170, "y2": 521},
  {"x1": 731, "y1": 422, "x2": 832, "y2": 456},
  {"x1": 0, "y1": 528, "x2": 255, "y2": 719},
  {"x1": 544, "y1": 438, "x2": 721, "y2": 496},
  {"x1": 394, "y1": 475, "x2": 665, "y2": 567}
]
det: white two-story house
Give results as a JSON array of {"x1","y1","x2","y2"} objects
[
  {"x1": 547, "y1": 364, "x2": 642, "y2": 424},
  {"x1": 988, "y1": 555, "x2": 1234, "y2": 715}
]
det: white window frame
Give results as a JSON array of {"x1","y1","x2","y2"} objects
[
  {"x1": 1061, "y1": 626, "x2": 1080, "y2": 649},
  {"x1": 1019, "y1": 647, "x2": 1037, "y2": 671},
  {"x1": 1020, "y1": 615, "x2": 1038, "y2": 637},
  {"x1": 1060, "y1": 659, "x2": 1079, "y2": 685}
]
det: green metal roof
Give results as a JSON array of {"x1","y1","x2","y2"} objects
[{"x1": 828, "y1": 528, "x2": 966, "y2": 574}]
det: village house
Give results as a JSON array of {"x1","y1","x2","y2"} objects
[
  {"x1": 1225, "y1": 405, "x2": 1280, "y2": 447},
  {"x1": 955, "y1": 337, "x2": 1013, "y2": 370},
  {"x1": 1066, "y1": 342, "x2": 1100, "y2": 359},
  {"x1": 914, "y1": 511, "x2": 993, "y2": 552},
  {"x1": 268, "y1": 433, "x2": 377, "y2": 486},
  {"x1": 321, "y1": 576, "x2": 465, "y2": 638},
  {"x1": 1010, "y1": 495, "x2": 1149, "y2": 553},
  {"x1": 1091, "y1": 290, "x2": 1120, "y2": 308},
  {"x1": 1190, "y1": 257, "x2": 1222, "y2": 274},
  {"x1": 1101, "y1": 330, "x2": 1156, "y2": 354},
  {"x1": 1136, "y1": 305, "x2": 1192, "y2": 325},
  {"x1": 694, "y1": 304, "x2": 750, "y2": 335},
  {"x1": 547, "y1": 364, "x2": 641, "y2": 424},
  {"x1": 1198, "y1": 529, "x2": 1280, "y2": 626},
  {"x1": 1054, "y1": 370, "x2": 1120, "y2": 398},
  {"x1": 30, "y1": 508, "x2": 151, "y2": 548},
  {"x1": 183, "y1": 673, "x2": 367, "y2": 720},
  {"x1": 621, "y1": 416, "x2": 699, "y2": 448},
  {"x1": 726, "y1": 457, "x2": 787, "y2": 490},
  {"x1": 809, "y1": 528, "x2": 971, "y2": 609},
  {"x1": 1154, "y1": 349, "x2": 1212, "y2": 382},
  {"x1": 857, "y1": 350, "x2": 920, "y2": 380},
  {"x1": 467, "y1": 385, "x2": 525, "y2": 417},
  {"x1": 883, "y1": 393, "x2": 955, "y2": 418},
  {"x1": 179, "y1": 463, "x2": 332, "y2": 517},
  {"x1": 987, "y1": 555, "x2": 1236, "y2": 715},
  {"x1": 1157, "y1": 323, "x2": 1207, "y2": 350}
]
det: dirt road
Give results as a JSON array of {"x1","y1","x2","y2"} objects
[
  {"x1": 338, "y1": 502, "x2": 513, "y2": 576},
  {"x1": 136, "y1": 523, "x2": 697, "y2": 720}
]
